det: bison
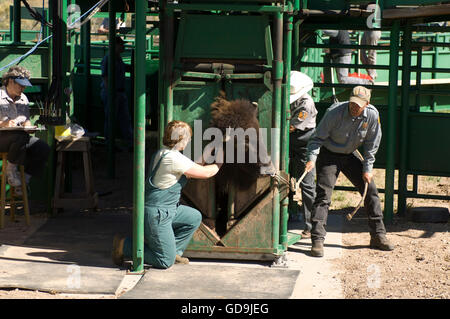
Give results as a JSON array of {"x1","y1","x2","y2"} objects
[{"x1": 207, "y1": 92, "x2": 275, "y2": 191}]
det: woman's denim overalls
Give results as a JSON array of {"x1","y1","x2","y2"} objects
[{"x1": 123, "y1": 151, "x2": 202, "y2": 269}]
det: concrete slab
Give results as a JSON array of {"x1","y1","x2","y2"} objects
[
  {"x1": 0, "y1": 245, "x2": 123, "y2": 294},
  {"x1": 120, "y1": 214, "x2": 344, "y2": 299},
  {"x1": 0, "y1": 210, "x2": 132, "y2": 295},
  {"x1": 21, "y1": 210, "x2": 132, "y2": 268},
  {"x1": 120, "y1": 263, "x2": 300, "y2": 299}
]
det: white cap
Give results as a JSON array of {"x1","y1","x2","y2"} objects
[{"x1": 290, "y1": 71, "x2": 313, "y2": 104}]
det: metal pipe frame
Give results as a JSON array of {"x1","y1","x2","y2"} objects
[
  {"x1": 299, "y1": 43, "x2": 391, "y2": 50},
  {"x1": 280, "y1": 0, "x2": 294, "y2": 250},
  {"x1": 299, "y1": 61, "x2": 391, "y2": 70},
  {"x1": 107, "y1": 3, "x2": 117, "y2": 178},
  {"x1": 272, "y1": 11, "x2": 283, "y2": 252},
  {"x1": 166, "y1": 3, "x2": 288, "y2": 12},
  {"x1": 398, "y1": 23, "x2": 412, "y2": 217},
  {"x1": 384, "y1": 20, "x2": 400, "y2": 223},
  {"x1": 13, "y1": 0, "x2": 21, "y2": 43},
  {"x1": 131, "y1": 0, "x2": 148, "y2": 274}
]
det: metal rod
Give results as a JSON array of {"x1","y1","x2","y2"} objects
[
  {"x1": 411, "y1": 41, "x2": 450, "y2": 48},
  {"x1": 313, "y1": 83, "x2": 390, "y2": 89},
  {"x1": 384, "y1": 21, "x2": 400, "y2": 224},
  {"x1": 298, "y1": 8, "x2": 371, "y2": 17},
  {"x1": 179, "y1": 63, "x2": 267, "y2": 73},
  {"x1": 165, "y1": 9, "x2": 174, "y2": 124},
  {"x1": 107, "y1": 2, "x2": 116, "y2": 178},
  {"x1": 415, "y1": 48, "x2": 423, "y2": 111},
  {"x1": 299, "y1": 43, "x2": 390, "y2": 50},
  {"x1": 398, "y1": 23, "x2": 412, "y2": 217},
  {"x1": 280, "y1": 2, "x2": 294, "y2": 249},
  {"x1": 131, "y1": 0, "x2": 147, "y2": 274},
  {"x1": 410, "y1": 67, "x2": 450, "y2": 73},
  {"x1": 158, "y1": 0, "x2": 166, "y2": 146},
  {"x1": 166, "y1": 3, "x2": 288, "y2": 12},
  {"x1": 13, "y1": 0, "x2": 21, "y2": 43},
  {"x1": 412, "y1": 174, "x2": 418, "y2": 193},
  {"x1": 299, "y1": 61, "x2": 391, "y2": 70},
  {"x1": 272, "y1": 11, "x2": 283, "y2": 251}
]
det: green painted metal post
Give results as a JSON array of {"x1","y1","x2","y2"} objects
[
  {"x1": 158, "y1": 0, "x2": 166, "y2": 145},
  {"x1": 47, "y1": 0, "x2": 68, "y2": 214},
  {"x1": 165, "y1": 9, "x2": 174, "y2": 124},
  {"x1": 398, "y1": 23, "x2": 412, "y2": 216},
  {"x1": 80, "y1": 19, "x2": 91, "y2": 125},
  {"x1": 47, "y1": 0, "x2": 54, "y2": 216},
  {"x1": 131, "y1": 0, "x2": 147, "y2": 274},
  {"x1": 415, "y1": 48, "x2": 423, "y2": 112},
  {"x1": 62, "y1": 0, "x2": 73, "y2": 192},
  {"x1": 280, "y1": 3, "x2": 294, "y2": 249},
  {"x1": 67, "y1": 0, "x2": 75, "y2": 118},
  {"x1": 282, "y1": 3, "x2": 293, "y2": 174},
  {"x1": 384, "y1": 21, "x2": 400, "y2": 223},
  {"x1": 431, "y1": 33, "x2": 439, "y2": 111},
  {"x1": 272, "y1": 12, "x2": 283, "y2": 251},
  {"x1": 13, "y1": 0, "x2": 21, "y2": 43},
  {"x1": 107, "y1": 3, "x2": 117, "y2": 178}
]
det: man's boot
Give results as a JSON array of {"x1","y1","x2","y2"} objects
[
  {"x1": 311, "y1": 240, "x2": 324, "y2": 257},
  {"x1": 370, "y1": 234, "x2": 394, "y2": 251}
]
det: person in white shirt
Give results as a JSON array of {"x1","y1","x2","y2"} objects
[
  {"x1": 112, "y1": 120, "x2": 222, "y2": 268},
  {"x1": 0, "y1": 66, "x2": 50, "y2": 195}
]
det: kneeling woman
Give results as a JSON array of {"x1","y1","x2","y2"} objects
[{"x1": 113, "y1": 120, "x2": 222, "y2": 269}]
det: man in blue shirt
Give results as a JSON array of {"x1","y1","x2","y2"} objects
[
  {"x1": 100, "y1": 36, "x2": 133, "y2": 150},
  {"x1": 305, "y1": 86, "x2": 394, "y2": 257}
]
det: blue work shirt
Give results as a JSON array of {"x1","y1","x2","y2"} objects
[
  {"x1": 290, "y1": 93, "x2": 317, "y2": 131},
  {"x1": 100, "y1": 53, "x2": 126, "y2": 91},
  {"x1": 306, "y1": 101, "x2": 382, "y2": 173}
]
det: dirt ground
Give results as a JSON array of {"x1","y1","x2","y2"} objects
[
  {"x1": 337, "y1": 217, "x2": 449, "y2": 299},
  {"x1": 0, "y1": 148, "x2": 448, "y2": 299},
  {"x1": 331, "y1": 170, "x2": 449, "y2": 299}
]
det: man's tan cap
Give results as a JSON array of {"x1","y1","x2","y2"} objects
[{"x1": 349, "y1": 86, "x2": 371, "y2": 107}]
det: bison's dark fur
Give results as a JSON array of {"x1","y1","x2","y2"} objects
[{"x1": 209, "y1": 93, "x2": 274, "y2": 191}]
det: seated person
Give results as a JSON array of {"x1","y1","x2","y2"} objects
[
  {"x1": 0, "y1": 66, "x2": 50, "y2": 194},
  {"x1": 112, "y1": 120, "x2": 223, "y2": 269}
]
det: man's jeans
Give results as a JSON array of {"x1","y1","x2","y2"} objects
[
  {"x1": 311, "y1": 148, "x2": 386, "y2": 242},
  {"x1": 0, "y1": 131, "x2": 50, "y2": 177},
  {"x1": 361, "y1": 30, "x2": 381, "y2": 80},
  {"x1": 100, "y1": 90, "x2": 133, "y2": 146}
]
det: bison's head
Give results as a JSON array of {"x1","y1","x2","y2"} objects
[{"x1": 207, "y1": 93, "x2": 275, "y2": 190}]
